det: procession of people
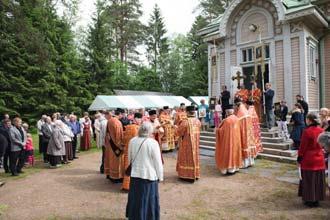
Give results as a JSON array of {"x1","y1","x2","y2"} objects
[{"x1": 1, "y1": 85, "x2": 330, "y2": 218}]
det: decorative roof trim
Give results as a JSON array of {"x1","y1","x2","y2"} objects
[
  {"x1": 219, "y1": 0, "x2": 285, "y2": 38},
  {"x1": 285, "y1": 7, "x2": 328, "y2": 28}
]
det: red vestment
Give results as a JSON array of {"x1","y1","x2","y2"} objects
[
  {"x1": 176, "y1": 117, "x2": 201, "y2": 179},
  {"x1": 122, "y1": 124, "x2": 139, "y2": 190},
  {"x1": 80, "y1": 122, "x2": 91, "y2": 151},
  {"x1": 236, "y1": 104, "x2": 257, "y2": 166},
  {"x1": 159, "y1": 112, "x2": 175, "y2": 151},
  {"x1": 105, "y1": 117, "x2": 124, "y2": 179},
  {"x1": 235, "y1": 89, "x2": 249, "y2": 103},
  {"x1": 248, "y1": 106, "x2": 263, "y2": 154},
  {"x1": 251, "y1": 88, "x2": 262, "y2": 120},
  {"x1": 215, "y1": 115, "x2": 242, "y2": 171}
]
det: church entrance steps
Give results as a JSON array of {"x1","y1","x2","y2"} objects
[
  {"x1": 261, "y1": 131, "x2": 278, "y2": 138},
  {"x1": 200, "y1": 140, "x2": 216, "y2": 147},
  {"x1": 262, "y1": 148, "x2": 297, "y2": 157},
  {"x1": 199, "y1": 129, "x2": 297, "y2": 164},
  {"x1": 200, "y1": 136, "x2": 216, "y2": 142},
  {"x1": 200, "y1": 131, "x2": 216, "y2": 137},
  {"x1": 262, "y1": 142, "x2": 292, "y2": 150},
  {"x1": 200, "y1": 146, "x2": 215, "y2": 157},
  {"x1": 261, "y1": 137, "x2": 285, "y2": 143},
  {"x1": 257, "y1": 153, "x2": 297, "y2": 164}
]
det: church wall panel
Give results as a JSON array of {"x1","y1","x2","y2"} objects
[
  {"x1": 291, "y1": 37, "x2": 301, "y2": 105},
  {"x1": 230, "y1": 50, "x2": 237, "y2": 66},
  {"x1": 220, "y1": 53, "x2": 226, "y2": 88},
  {"x1": 275, "y1": 40, "x2": 284, "y2": 102},
  {"x1": 323, "y1": 34, "x2": 330, "y2": 108}
]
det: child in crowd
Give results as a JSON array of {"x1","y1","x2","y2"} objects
[
  {"x1": 274, "y1": 100, "x2": 289, "y2": 140},
  {"x1": 25, "y1": 133, "x2": 35, "y2": 166}
]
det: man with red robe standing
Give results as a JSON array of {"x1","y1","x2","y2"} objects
[
  {"x1": 235, "y1": 101, "x2": 256, "y2": 168},
  {"x1": 122, "y1": 113, "x2": 142, "y2": 191},
  {"x1": 105, "y1": 108, "x2": 124, "y2": 183},
  {"x1": 215, "y1": 106, "x2": 242, "y2": 175},
  {"x1": 176, "y1": 106, "x2": 201, "y2": 183}
]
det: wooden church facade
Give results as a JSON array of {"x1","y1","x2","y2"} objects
[{"x1": 199, "y1": 0, "x2": 330, "y2": 110}]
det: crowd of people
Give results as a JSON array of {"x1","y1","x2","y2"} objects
[{"x1": 0, "y1": 86, "x2": 330, "y2": 217}]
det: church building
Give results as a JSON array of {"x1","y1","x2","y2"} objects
[{"x1": 199, "y1": 0, "x2": 330, "y2": 110}]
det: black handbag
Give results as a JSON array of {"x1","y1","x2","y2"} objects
[{"x1": 125, "y1": 138, "x2": 147, "y2": 176}]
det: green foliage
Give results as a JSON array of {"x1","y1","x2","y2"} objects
[
  {"x1": 198, "y1": 0, "x2": 228, "y2": 21},
  {"x1": 0, "y1": 0, "x2": 93, "y2": 118},
  {"x1": 145, "y1": 4, "x2": 169, "y2": 75},
  {"x1": 0, "y1": 0, "x2": 212, "y2": 120}
]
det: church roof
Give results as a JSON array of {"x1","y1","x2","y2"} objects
[
  {"x1": 282, "y1": 0, "x2": 311, "y2": 9},
  {"x1": 198, "y1": 0, "x2": 329, "y2": 38}
]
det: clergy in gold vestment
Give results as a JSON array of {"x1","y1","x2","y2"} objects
[
  {"x1": 235, "y1": 102, "x2": 256, "y2": 168},
  {"x1": 122, "y1": 113, "x2": 142, "y2": 191},
  {"x1": 247, "y1": 100, "x2": 263, "y2": 154},
  {"x1": 174, "y1": 103, "x2": 187, "y2": 126},
  {"x1": 215, "y1": 106, "x2": 242, "y2": 175},
  {"x1": 105, "y1": 108, "x2": 124, "y2": 183},
  {"x1": 176, "y1": 106, "x2": 201, "y2": 182},
  {"x1": 159, "y1": 106, "x2": 175, "y2": 152}
]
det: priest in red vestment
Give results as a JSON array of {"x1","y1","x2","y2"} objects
[
  {"x1": 215, "y1": 105, "x2": 242, "y2": 174},
  {"x1": 251, "y1": 83, "x2": 263, "y2": 120},
  {"x1": 247, "y1": 100, "x2": 263, "y2": 154},
  {"x1": 234, "y1": 85, "x2": 249, "y2": 103},
  {"x1": 122, "y1": 113, "x2": 142, "y2": 191},
  {"x1": 176, "y1": 105, "x2": 201, "y2": 182},
  {"x1": 105, "y1": 108, "x2": 124, "y2": 183},
  {"x1": 235, "y1": 101, "x2": 256, "y2": 168}
]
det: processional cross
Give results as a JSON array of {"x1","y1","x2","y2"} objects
[{"x1": 231, "y1": 71, "x2": 246, "y2": 89}]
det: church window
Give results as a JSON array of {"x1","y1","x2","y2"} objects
[
  {"x1": 308, "y1": 40, "x2": 317, "y2": 80},
  {"x1": 242, "y1": 48, "x2": 253, "y2": 62},
  {"x1": 265, "y1": 45, "x2": 270, "y2": 59}
]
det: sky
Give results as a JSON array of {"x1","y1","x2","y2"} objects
[{"x1": 77, "y1": 0, "x2": 200, "y2": 36}]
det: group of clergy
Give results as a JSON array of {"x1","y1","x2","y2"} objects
[
  {"x1": 215, "y1": 97, "x2": 263, "y2": 175},
  {"x1": 101, "y1": 103, "x2": 202, "y2": 191},
  {"x1": 100, "y1": 96, "x2": 263, "y2": 191}
]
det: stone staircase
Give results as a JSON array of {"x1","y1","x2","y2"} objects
[{"x1": 199, "y1": 127, "x2": 298, "y2": 164}]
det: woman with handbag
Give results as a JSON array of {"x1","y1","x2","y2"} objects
[{"x1": 126, "y1": 122, "x2": 163, "y2": 220}]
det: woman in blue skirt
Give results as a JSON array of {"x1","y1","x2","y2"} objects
[
  {"x1": 126, "y1": 122, "x2": 164, "y2": 220},
  {"x1": 290, "y1": 103, "x2": 305, "y2": 150}
]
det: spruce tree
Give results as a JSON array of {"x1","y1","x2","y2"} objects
[{"x1": 145, "y1": 4, "x2": 168, "y2": 75}]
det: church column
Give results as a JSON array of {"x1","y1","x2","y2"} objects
[
  {"x1": 225, "y1": 38, "x2": 232, "y2": 100},
  {"x1": 299, "y1": 31, "x2": 308, "y2": 103},
  {"x1": 208, "y1": 44, "x2": 212, "y2": 97},
  {"x1": 269, "y1": 41, "x2": 277, "y2": 102},
  {"x1": 283, "y1": 23, "x2": 293, "y2": 109}
]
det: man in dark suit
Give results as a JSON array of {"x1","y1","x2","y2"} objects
[
  {"x1": 264, "y1": 83, "x2": 275, "y2": 129},
  {"x1": 296, "y1": 95, "x2": 309, "y2": 124},
  {"x1": 9, "y1": 117, "x2": 27, "y2": 176},
  {"x1": 0, "y1": 119, "x2": 11, "y2": 173},
  {"x1": 220, "y1": 85, "x2": 231, "y2": 119},
  {"x1": 41, "y1": 117, "x2": 53, "y2": 163}
]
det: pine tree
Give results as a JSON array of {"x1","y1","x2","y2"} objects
[
  {"x1": 145, "y1": 4, "x2": 169, "y2": 75},
  {"x1": 106, "y1": 0, "x2": 144, "y2": 64},
  {"x1": 198, "y1": 0, "x2": 229, "y2": 21}
]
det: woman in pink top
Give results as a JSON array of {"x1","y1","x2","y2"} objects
[{"x1": 25, "y1": 133, "x2": 34, "y2": 166}]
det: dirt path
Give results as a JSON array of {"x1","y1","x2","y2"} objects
[{"x1": 0, "y1": 152, "x2": 329, "y2": 220}]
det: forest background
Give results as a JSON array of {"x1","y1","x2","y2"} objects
[{"x1": 0, "y1": 0, "x2": 228, "y2": 120}]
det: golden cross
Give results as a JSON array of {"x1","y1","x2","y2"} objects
[{"x1": 231, "y1": 71, "x2": 246, "y2": 89}]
